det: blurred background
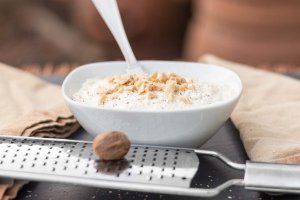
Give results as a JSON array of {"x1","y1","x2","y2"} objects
[{"x1": 1, "y1": 0, "x2": 300, "y2": 75}]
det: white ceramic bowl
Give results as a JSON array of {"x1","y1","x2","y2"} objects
[{"x1": 62, "y1": 61, "x2": 242, "y2": 148}]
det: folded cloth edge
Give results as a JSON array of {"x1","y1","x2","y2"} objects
[{"x1": 200, "y1": 54, "x2": 300, "y2": 164}]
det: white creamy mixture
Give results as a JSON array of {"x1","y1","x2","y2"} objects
[{"x1": 72, "y1": 74, "x2": 235, "y2": 110}]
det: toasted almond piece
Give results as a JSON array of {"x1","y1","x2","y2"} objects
[
  {"x1": 147, "y1": 92, "x2": 157, "y2": 99},
  {"x1": 116, "y1": 86, "x2": 124, "y2": 93},
  {"x1": 169, "y1": 76, "x2": 176, "y2": 81},
  {"x1": 125, "y1": 80, "x2": 134, "y2": 86},
  {"x1": 147, "y1": 84, "x2": 157, "y2": 92},
  {"x1": 168, "y1": 72, "x2": 177, "y2": 78},
  {"x1": 99, "y1": 95, "x2": 107, "y2": 105},
  {"x1": 167, "y1": 93, "x2": 175, "y2": 102},
  {"x1": 151, "y1": 83, "x2": 161, "y2": 91},
  {"x1": 176, "y1": 77, "x2": 183, "y2": 84},
  {"x1": 178, "y1": 84, "x2": 188, "y2": 92},
  {"x1": 179, "y1": 96, "x2": 192, "y2": 104},
  {"x1": 126, "y1": 76, "x2": 136, "y2": 86},
  {"x1": 169, "y1": 75, "x2": 182, "y2": 84},
  {"x1": 164, "y1": 80, "x2": 176, "y2": 94},
  {"x1": 158, "y1": 73, "x2": 168, "y2": 83},
  {"x1": 134, "y1": 80, "x2": 143, "y2": 88},
  {"x1": 110, "y1": 95, "x2": 118, "y2": 100},
  {"x1": 153, "y1": 82, "x2": 164, "y2": 91},
  {"x1": 138, "y1": 83, "x2": 146, "y2": 95},
  {"x1": 149, "y1": 72, "x2": 158, "y2": 81},
  {"x1": 144, "y1": 85, "x2": 149, "y2": 93},
  {"x1": 110, "y1": 84, "x2": 120, "y2": 93},
  {"x1": 97, "y1": 84, "x2": 118, "y2": 94},
  {"x1": 157, "y1": 86, "x2": 163, "y2": 91},
  {"x1": 126, "y1": 85, "x2": 136, "y2": 92},
  {"x1": 180, "y1": 78, "x2": 187, "y2": 84},
  {"x1": 105, "y1": 76, "x2": 115, "y2": 83},
  {"x1": 166, "y1": 79, "x2": 176, "y2": 84},
  {"x1": 114, "y1": 75, "x2": 131, "y2": 85}
]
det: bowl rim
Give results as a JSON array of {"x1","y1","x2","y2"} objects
[{"x1": 62, "y1": 60, "x2": 243, "y2": 113}]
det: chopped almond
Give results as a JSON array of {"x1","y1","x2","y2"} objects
[
  {"x1": 126, "y1": 85, "x2": 136, "y2": 92},
  {"x1": 97, "y1": 87, "x2": 110, "y2": 95},
  {"x1": 147, "y1": 92, "x2": 157, "y2": 99},
  {"x1": 110, "y1": 95, "x2": 117, "y2": 100},
  {"x1": 114, "y1": 75, "x2": 131, "y2": 85},
  {"x1": 138, "y1": 83, "x2": 146, "y2": 95},
  {"x1": 147, "y1": 84, "x2": 157, "y2": 92},
  {"x1": 180, "y1": 78, "x2": 187, "y2": 84},
  {"x1": 134, "y1": 80, "x2": 143, "y2": 89},
  {"x1": 116, "y1": 86, "x2": 124, "y2": 93},
  {"x1": 99, "y1": 95, "x2": 107, "y2": 105},
  {"x1": 178, "y1": 84, "x2": 188, "y2": 92},
  {"x1": 168, "y1": 72, "x2": 177, "y2": 78},
  {"x1": 149, "y1": 72, "x2": 158, "y2": 81},
  {"x1": 167, "y1": 93, "x2": 175, "y2": 102},
  {"x1": 179, "y1": 96, "x2": 192, "y2": 104},
  {"x1": 164, "y1": 80, "x2": 176, "y2": 94},
  {"x1": 158, "y1": 73, "x2": 168, "y2": 83},
  {"x1": 98, "y1": 83, "x2": 120, "y2": 95},
  {"x1": 96, "y1": 72, "x2": 196, "y2": 104},
  {"x1": 105, "y1": 76, "x2": 115, "y2": 83}
]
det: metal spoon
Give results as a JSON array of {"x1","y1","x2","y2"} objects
[{"x1": 92, "y1": 0, "x2": 146, "y2": 74}]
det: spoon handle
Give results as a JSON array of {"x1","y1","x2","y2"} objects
[{"x1": 92, "y1": 0, "x2": 138, "y2": 67}]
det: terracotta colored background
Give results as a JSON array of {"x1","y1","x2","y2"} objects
[{"x1": 184, "y1": 0, "x2": 300, "y2": 66}]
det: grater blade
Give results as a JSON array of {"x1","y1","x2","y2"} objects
[
  {"x1": 0, "y1": 136, "x2": 198, "y2": 189},
  {"x1": 2, "y1": 136, "x2": 300, "y2": 197}
]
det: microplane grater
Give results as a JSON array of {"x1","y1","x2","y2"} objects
[{"x1": 1, "y1": 136, "x2": 300, "y2": 197}]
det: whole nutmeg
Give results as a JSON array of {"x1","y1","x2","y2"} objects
[{"x1": 92, "y1": 131, "x2": 131, "y2": 160}]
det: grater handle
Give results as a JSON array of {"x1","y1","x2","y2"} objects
[{"x1": 245, "y1": 161, "x2": 300, "y2": 194}]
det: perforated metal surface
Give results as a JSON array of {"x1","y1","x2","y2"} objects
[{"x1": 0, "y1": 136, "x2": 199, "y2": 188}]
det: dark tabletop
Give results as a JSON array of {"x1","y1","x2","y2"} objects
[{"x1": 16, "y1": 73, "x2": 300, "y2": 200}]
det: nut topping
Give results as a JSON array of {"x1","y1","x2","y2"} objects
[
  {"x1": 96, "y1": 72, "x2": 197, "y2": 105},
  {"x1": 179, "y1": 96, "x2": 192, "y2": 104},
  {"x1": 99, "y1": 94, "x2": 107, "y2": 105},
  {"x1": 147, "y1": 92, "x2": 157, "y2": 99},
  {"x1": 113, "y1": 75, "x2": 131, "y2": 85}
]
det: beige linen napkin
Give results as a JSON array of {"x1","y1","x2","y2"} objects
[
  {"x1": 0, "y1": 63, "x2": 80, "y2": 200},
  {"x1": 200, "y1": 55, "x2": 300, "y2": 164}
]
